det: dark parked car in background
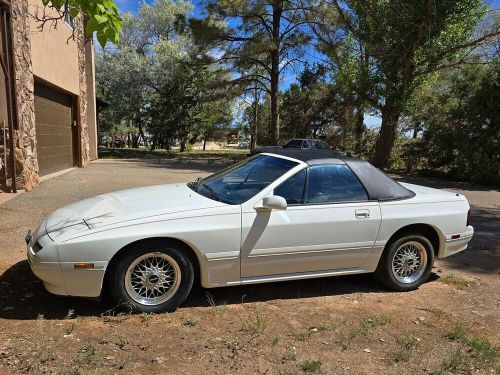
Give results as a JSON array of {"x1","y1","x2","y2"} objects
[{"x1": 248, "y1": 138, "x2": 346, "y2": 157}]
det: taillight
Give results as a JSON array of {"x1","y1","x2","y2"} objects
[{"x1": 466, "y1": 210, "x2": 471, "y2": 226}]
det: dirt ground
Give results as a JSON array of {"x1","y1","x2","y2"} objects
[{"x1": 0, "y1": 159, "x2": 498, "y2": 375}]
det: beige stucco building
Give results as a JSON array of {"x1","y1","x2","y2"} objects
[{"x1": 0, "y1": 0, "x2": 97, "y2": 192}]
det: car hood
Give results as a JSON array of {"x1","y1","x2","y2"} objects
[{"x1": 45, "y1": 183, "x2": 225, "y2": 240}]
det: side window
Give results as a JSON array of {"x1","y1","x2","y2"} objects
[
  {"x1": 274, "y1": 169, "x2": 306, "y2": 204},
  {"x1": 305, "y1": 164, "x2": 368, "y2": 204}
]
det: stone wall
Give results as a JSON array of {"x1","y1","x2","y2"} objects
[
  {"x1": 11, "y1": 0, "x2": 39, "y2": 191},
  {"x1": 8, "y1": 2, "x2": 92, "y2": 190}
]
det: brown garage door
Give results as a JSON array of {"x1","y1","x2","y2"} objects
[{"x1": 34, "y1": 83, "x2": 75, "y2": 176}]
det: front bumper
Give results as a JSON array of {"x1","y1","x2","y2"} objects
[
  {"x1": 440, "y1": 225, "x2": 474, "y2": 258},
  {"x1": 27, "y1": 230, "x2": 106, "y2": 298},
  {"x1": 27, "y1": 233, "x2": 67, "y2": 296}
]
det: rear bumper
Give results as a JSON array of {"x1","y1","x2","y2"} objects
[{"x1": 440, "y1": 225, "x2": 474, "y2": 258}]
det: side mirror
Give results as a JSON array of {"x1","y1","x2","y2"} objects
[{"x1": 259, "y1": 195, "x2": 288, "y2": 211}]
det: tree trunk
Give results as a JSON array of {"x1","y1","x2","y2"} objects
[
  {"x1": 269, "y1": 1, "x2": 282, "y2": 146},
  {"x1": 354, "y1": 100, "x2": 365, "y2": 155},
  {"x1": 203, "y1": 139, "x2": 207, "y2": 150},
  {"x1": 180, "y1": 139, "x2": 187, "y2": 153},
  {"x1": 405, "y1": 123, "x2": 419, "y2": 174},
  {"x1": 372, "y1": 102, "x2": 400, "y2": 169},
  {"x1": 138, "y1": 122, "x2": 145, "y2": 147},
  {"x1": 270, "y1": 53, "x2": 280, "y2": 145},
  {"x1": 250, "y1": 88, "x2": 258, "y2": 149}
]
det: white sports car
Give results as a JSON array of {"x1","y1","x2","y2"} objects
[{"x1": 26, "y1": 150, "x2": 474, "y2": 313}]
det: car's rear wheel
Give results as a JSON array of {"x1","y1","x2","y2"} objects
[
  {"x1": 375, "y1": 234, "x2": 435, "y2": 291},
  {"x1": 111, "y1": 242, "x2": 194, "y2": 313}
]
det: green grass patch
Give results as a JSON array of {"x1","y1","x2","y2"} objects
[
  {"x1": 361, "y1": 314, "x2": 392, "y2": 332},
  {"x1": 242, "y1": 313, "x2": 266, "y2": 335},
  {"x1": 205, "y1": 292, "x2": 228, "y2": 316},
  {"x1": 184, "y1": 317, "x2": 200, "y2": 327},
  {"x1": 445, "y1": 323, "x2": 469, "y2": 341},
  {"x1": 317, "y1": 323, "x2": 333, "y2": 331},
  {"x1": 293, "y1": 330, "x2": 313, "y2": 342},
  {"x1": 78, "y1": 343, "x2": 101, "y2": 366},
  {"x1": 282, "y1": 349, "x2": 297, "y2": 362},
  {"x1": 391, "y1": 335, "x2": 419, "y2": 363},
  {"x1": 440, "y1": 274, "x2": 472, "y2": 289},
  {"x1": 442, "y1": 323, "x2": 500, "y2": 373},
  {"x1": 299, "y1": 359, "x2": 322, "y2": 373}
]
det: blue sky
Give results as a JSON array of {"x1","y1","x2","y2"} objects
[
  {"x1": 115, "y1": 0, "x2": 500, "y2": 15},
  {"x1": 113, "y1": 0, "x2": 500, "y2": 128}
]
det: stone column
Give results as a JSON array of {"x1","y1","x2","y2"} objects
[
  {"x1": 75, "y1": 15, "x2": 90, "y2": 167},
  {"x1": 11, "y1": 0, "x2": 39, "y2": 190}
]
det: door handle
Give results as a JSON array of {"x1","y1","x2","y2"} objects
[{"x1": 355, "y1": 209, "x2": 370, "y2": 219}]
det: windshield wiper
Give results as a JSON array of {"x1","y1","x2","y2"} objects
[
  {"x1": 202, "y1": 183, "x2": 220, "y2": 201},
  {"x1": 188, "y1": 177, "x2": 202, "y2": 191}
]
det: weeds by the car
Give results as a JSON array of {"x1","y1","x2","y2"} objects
[
  {"x1": 445, "y1": 323, "x2": 468, "y2": 341},
  {"x1": 184, "y1": 317, "x2": 200, "y2": 327},
  {"x1": 243, "y1": 313, "x2": 266, "y2": 335},
  {"x1": 299, "y1": 359, "x2": 322, "y2": 373},
  {"x1": 442, "y1": 323, "x2": 500, "y2": 373},
  {"x1": 65, "y1": 322, "x2": 76, "y2": 336},
  {"x1": 140, "y1": 312, "x2": 154, "y2": 324},
  {"x1": 272, "y1": 333, "x2": 282, "y2": 346},
  {"x1": 78, "y1": 343, "x2": 101, "y2": 366},
  {"x1": 293, "y1": 330, "x2": 313, "y2": 342},
  {"x1": 391, "y1": 335, "x2": 419, "y2": 363},
  {"x1": 361, "y1": 314, "x2": 391, "y2": 332},
  {"x1": 338, "y1": 314, "x2": 391, "y2": 351},
  {"x1": 282, "y1": 349, "x2": 297, "y2": 363},
  {"x1": 205, "y1": 292, "x2": 228, "y2": 316},
  {"x1": 317, "y1": 323, "x2": 333, "y2": 331},
  {"x1": 440, "y1": 274, "x2": 473, "y2": 289}
]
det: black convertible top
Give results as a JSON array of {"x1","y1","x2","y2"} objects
[{"x1": 262, "y1": 149, "x2": 415, "y2": 201}]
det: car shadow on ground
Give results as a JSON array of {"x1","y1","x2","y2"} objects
[{"x1": 0, "y1": 260, "x2": 439, "y2": 321}]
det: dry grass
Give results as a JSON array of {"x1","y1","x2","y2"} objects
[{"x1": 440, "y1": 274, "x2": 473, "y2": 289}]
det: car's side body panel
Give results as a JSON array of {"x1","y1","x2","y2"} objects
[
  {"x1": 55, "y1": 205, "x2": 242, "y2": 296},
  {"x1": 240, "y1": 201, "x2": 382, "y2": 278},
  {"x1": 377, "y1": 183, "x2": 471, "y2": 257}
]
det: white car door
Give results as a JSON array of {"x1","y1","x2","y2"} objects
[{"x1": 240, "y1": 163, "x2": 381, "y2": 278}]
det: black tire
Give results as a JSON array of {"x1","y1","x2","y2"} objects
[
  {"x1": 110, "y1": 240, "x2": 194, "y2": 313},
  {"x1": 374, "y1": 234, "x2": 435, "y2": 291}
]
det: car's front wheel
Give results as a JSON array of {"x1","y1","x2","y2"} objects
[
  {"x1": 110, "y1": 242, "x2": 194, "y2": 313},
  {"x1": 375, "y1": 234, "x2": 435, "y2": 291}
]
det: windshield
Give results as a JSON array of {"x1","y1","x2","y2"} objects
[
  {"x1": 311, "y1": 140, "x2": 330, "y2": 149},
  {"x1": 283, "y1": 139, "x2": 304, "y2": 148},
  {"x1": 189, "y1": 155, "x2": 298, "y2": 204}
]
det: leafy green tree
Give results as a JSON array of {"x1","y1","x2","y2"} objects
[
  {"x1": 96, "y1": 0, "x2": 235, "y2": 152},
  {"x1": 203, "y1": 0, "x2": 310, "y2": 145},
  {"x1": 96, "y1": 13, "x2": 153, "y2": 145},
  {"x1": 39, "y1": 0, "x2": 122, "y2": 46},
  {"x1": 315, "y1": 0, "x2": 498, "y2": 168},
  {"x1": 310, "y1": 15, "x2": 372, "y2": 154},
  {"x1": 410, "y1": 59, "x2": 500, "y2": 184},
  {"x1": 281, "y1": 65, "x2": 338, "y2": 140}
]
